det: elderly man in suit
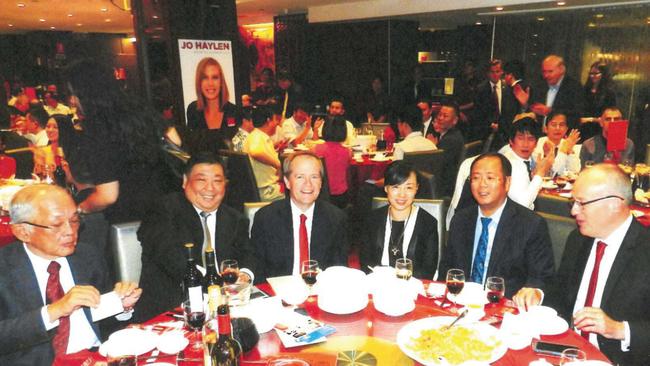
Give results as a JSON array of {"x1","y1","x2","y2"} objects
[
  {"x1": 530, "y1": 54, "x2": 585, "y2": 129},
  {"x1": 515, "y1": 164, "x2": 650, "y2": 365},
  {"x1": 251, "y1": 151, "x2": 348, "y2": 283},
  {"x1": 135, "y1": 152, "x2": 252, "y2": 322},
  {"x1": 0, "y1": 185, "x2": 141, "y2": 365},
  {"x1": 438, "y1": 153, "x2": 554, "y2": 297}
]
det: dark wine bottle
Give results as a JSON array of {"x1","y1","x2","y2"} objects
[
  {"x1": 210, "y1": 296, "x2": 242, "y2": 366},
  {"x1": 53, "y1": 155, "x2": 67, "y2": 188},
  {"x1": 182, "y1": 243, "x2": 204, "y2": 313},
  {"x1": 203, "y1": 248, "x2": 224, "y2": 295}
]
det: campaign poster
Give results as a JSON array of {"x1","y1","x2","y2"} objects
[{"x1": 178, "y1": 39, "x2": 236, "y2": 125}]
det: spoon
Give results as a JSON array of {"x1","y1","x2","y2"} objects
[{"x1": 442, "y1": 309, "x2": 468, "y2": 331}]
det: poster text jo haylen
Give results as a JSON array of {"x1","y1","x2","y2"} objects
[{"x1": 180, "y1": 40, "x2": 230, "y2": 51}]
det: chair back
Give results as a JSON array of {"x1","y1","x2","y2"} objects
[
  {"x1": 243, "y1": 201, "x2": 271, "y2": 235},
  {"x1": 538, "y1": 212, "x2": 576, "y2": 272},
  {"x1": 534, "y1": 193, "x2": 572, "y2": 217},
  {"x1": 110, "y1": 221, "x2": 142, "y2": 283},
  {"x1": 218, "y1": 150, "x2": 261, "y2": 212},
  {"x1": 371, "y1": 197, "x2": 448, "y2": 270},
  {"x1": 403, "y1": 149, "x2": 446, "y2": 197},
  {"x1": 460, "y1": 140, "x2": 483, "y2": 164}
]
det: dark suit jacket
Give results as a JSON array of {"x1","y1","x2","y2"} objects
[
  {"x1": 422, "y1": 117, "x2": 435, "y2": 139},
  {"x1": 437, "y1": 127, "x2": 465, "y2": 197},
  {"x1": 545, "y1": 220, "x2": 650, "y2": 365},
  {"x1": 473, "y1": 80, "x2": 504, "y2": 139},
  {"x1": 360, "y1": 206, "x2": 438, "y2": 279},
  {"x1": 0, "y1": 241, "x2": 110, "y2": 365},
  {"x1": 183, "y1": 101, "x2": 239, "y2": 154},
  {"x1": 135, "y1": 192, "x2": 251, "y2": 322},
  {"x1": 438, "y1": 199, "x2": 554, "y2": 297},
  {"x1": 531, "y1": 75, "x2": 585, "y2": 129},
  {"x1": 250, "y1": 198, "x2": 348, "y2": 283}
]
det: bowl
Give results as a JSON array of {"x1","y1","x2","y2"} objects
[{"x1": 223, "y1": 282, "x2": 252, "y2": 306}]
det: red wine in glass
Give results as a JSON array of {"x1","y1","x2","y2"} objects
[
  {"x1": 446, "y1": 280, "x2": 464, "y2": 295},
  {"x1": 301, "y1": 270, "x2": 318, "y2": 286},
  {"x1": 222, "y1": 270, "x2": 238, "y2": 285},
  {"x1": 487, "y1": 290, "x2": 503, "y2": 304},
  {"x1": 187, "y1": 311, "x2": 206, "y2": 330}
]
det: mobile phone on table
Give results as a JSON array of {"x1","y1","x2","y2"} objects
[
  {"x1": 532, "y1": 340, "x2": 576, "y2": 357},
  {"x1": 250, "y1": 286, "x2": 269, "y2": 300}
]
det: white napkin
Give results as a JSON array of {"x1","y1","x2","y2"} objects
[{"x1": 91, "y1": 291, "x2": 125, "y2": 321}]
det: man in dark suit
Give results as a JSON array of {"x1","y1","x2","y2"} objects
[
  {"x1": 433, "y1": 101, "x2": 465, "y2": 197},
  {"x1": 495, "y1": 60, "x2": 530, "y2": 148},
  {"x1": 438, "y1": 153, "x2": 554, "y2": 297},
  {"x1": 135, "y1": 152, "x2": 251, "y2": 322},
  {"x1": 473, "y1": 59, "x2": 504, "y2": 141},
  {"x1": 530, "y1": 54, "x2": 584, "y2": 129},
  {"x1": 251, "y1": 151, "x2": 348, "y2": 283},
  {"x1": 417, "y1": 97, "x2": 436, "y2": 141},
  {"x1": 515, "y1": 164, "x2": 650, "y2": 365},
  {"x1": 0, "y1": 185, "x2": 141, "y2": 365}
]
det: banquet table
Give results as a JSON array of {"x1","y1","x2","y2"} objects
[{"x1": 55, "y1": 282, "x2": 611, "y2": 366}]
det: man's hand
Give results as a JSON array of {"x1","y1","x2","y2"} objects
[
  {"x1": 513, "y1": 84, "x2": 530, "y2": 107},
  {"x1": 573, "y1": 307, "x2": 626, "y2": 340},
  {"x1": 114, "y1": 282, "x2": 142, "y2": 310},
  {"x1": 47, "y1": 285, "x2": 101, "y2": 322},
  {"x1": 513, "y1": 287, "x2": 542, "y2": 309},
  {"x1": 531, "y1": 103, "x2": 551, "y2": 117},
  {"x1": 543, "y1": 139, "x2": 555, "y2": 157},
  {"x1": 490, "y1": 122, "x2": 499, "y2": 132},
  {"x1": 559, "y1": 129, "x2": 580, "y2": 154}
]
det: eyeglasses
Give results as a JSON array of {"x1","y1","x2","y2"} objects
[
  {"x1": 589, "y1": 72, "x2": 602, "y2": 76},
  {"x1": 569, "y1": 195, "x2": 623, "y2": 209},
  {"x1": 19, "y1": 215, "x2": 83, "y2": 232}
]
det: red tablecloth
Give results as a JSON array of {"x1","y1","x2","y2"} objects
[{"x1": 55, "y1": 282, "x2": 611, "y2": 366}]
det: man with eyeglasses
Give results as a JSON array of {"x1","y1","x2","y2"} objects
[
  {"x1": 580, "y1": 107, "x2": 635, "y2": 166},
  {"x1": 532, "y1": 112, "x2": 582, "y2": 175},
  {"x1": 515, "y1": 164, "x2": 650, "y2": 365},
  {"x1": 0, "y1": 184, "x2": 141, "y2": 365},
  {"x1": 134, "y1": 152, "x2": 253, "y2": 323}
]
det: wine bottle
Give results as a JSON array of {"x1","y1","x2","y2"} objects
[
  {"x1": 183, "y1": 243, "x2": 204, "y2": 313},
  {"x1": 203, "y1": 248, "x2": 224, "y2": 296},
  {"x1": 210, "y1": 295, "x2": 242, "y2": 366},
  {"x1": 203, "y1": 285, "x2": 221, "y2": 365},
  {"x1": 53, "y1": 155, "x2": 67, "y2": 188}
]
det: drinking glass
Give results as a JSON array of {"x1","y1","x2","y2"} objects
[
  {"x1": 584, "y1": 160, "x2": 595, "y2": 169},
  {"x1": 220, "y1": 259, "x2": 239, "y2": 285},
  {"x1": 183, "y1": 300, "x2": 206, "y2": 350},
  {"x1": 486, "y1": 276, "x2": 505, "y2": 304},
  {"x1": 395, "y1": 258, "x2": 413, "y2": 281},
  {"x1": 300, "y1": 260, "x2": 320, "y2": 288},
  {"x1": 446, "y1": 269, "x2": 465, "y2": 305},
  {"x1": 559, "y1": 348, "x2": 586, "y2": 365},
  {"x1": 555, "y1": 176, "x2": 568, "y2": 192}
]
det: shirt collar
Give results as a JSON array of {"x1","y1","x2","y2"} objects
[
  {"x1": 290, "y1": 199, "x2": 315, "y2": 218},
  {"x1": 598, "y1": 215, "x2": 633, "y2": 250},
  {"x1": 23, "y1": 243, "x2": 67, "y2": 272},
  {"x1": 549, "y1": 75, "x2": 565, "y2": 89},
  {"x1": 477, "y1": 198, "x2": 508, "y2": 225},
  {"x1": 406, "y1": 131, "x2": 424, "y2": 139},
  {"x1": 192, "y1": 205, "x2": 218, "y2": 216}
]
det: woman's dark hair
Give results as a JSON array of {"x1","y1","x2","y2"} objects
[
  {"x1": 322, "y1": 116, "x2": 347, "y2": 142},
  {"x1": 62, "y1": 58, "x2": 166, "y2": 164},
  {"x1": 49, "y1": 113, "x2": 72, "y2": 127},
  {"x1": 585, "y1": 61, "x2": 613, "y2": 92},
  {"x1": 384, "y1": 160, "x2": 418, "y2": 186}
]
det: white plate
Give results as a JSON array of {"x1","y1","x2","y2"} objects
[
  {"x1": 375, "y1": 299, "x2": 415, "y2": 317},
  {"x1": 539, "y1": 315, "x2": 569, "y2": 335},
  {"x1": 100, "y1": 328, "x2": 159, "y2": 356},
  {"x1": 450, "y1": 282, "x2": 489, "y2": 306},
  {"x1": 397, "y1": 316, "x2": 507, "y2": 366},
  {"x1": 542, "y1": 181, "x2": 558, "y2": 189},
  {"x1": 318, "y1": 295, "x2": 368, "y2": 314},
  {"x1": 563, "y1": 361, "x2": 612, "y2": 366},
  {"x1": 371, "y1": 157, "x2": 390, "y2": 162},
  {"x1": 156, "y1": 330, "x2": 188, "y2": 354}
]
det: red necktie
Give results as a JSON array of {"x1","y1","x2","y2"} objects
[
  {"x1": 581, "y1": 241, "x2": 607, "y2": 339},
  {"x1": 46, "y1": 261, "x2": 70, "y2": 355},
  {"x1": 299, "y1": 214, "x2": 309, "y2": 265}
]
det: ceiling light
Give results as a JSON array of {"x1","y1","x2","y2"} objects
[
  {"x1": 105, "y1": 18, "x2": 111, "y2": 22},
  {"x1": 537, "y1": 17, "x2": 545, "y2": 21},
  {"x1": 152, "y1": 15, "x2": 159, "y2": 19},
  {"x1": 76, "y1": 23, "x2": 82, "y2": 26},
  {"x1": 595, "y1": 14, "x2": 604, "y2": 18},
  {"x1": 496, "y1": 7, "x2": 503, "y2": 11},
  {"x1": 129, "y1": 37, "x2": 137, "y2": 42},
  {"x1": 39, "y1": 18, "x2": 46, "y2": 22},
  {"x1": 8, "y1": 24, "x2": 13, "y2": 27},
  {"x1": 588, "y1": 22, "x2": 596, "y2": 27},
  {"x1": 67, "y1": 13, "x2": 73, "y2": 17},
  {"x1": 101, "y1": 7, "x2": 108, "y2": 12},
  {"x1": 476, "y1": 21, "x2": 482, "y2": 25},
  {"x1": 17, "y1": 3, "x2": 25, "y2": 8},
  {"x1": 50, "y1": 26, "x2": 55, "y2": 29},
  {"x1": 557, "y1": 1, "x2": 566, "y2": 5}
]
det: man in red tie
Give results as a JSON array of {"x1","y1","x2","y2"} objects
[
  {"x1": 515, "y1": 164, "x2": 650, "y2": 365},
  {"x1": 0, "y1": 185, "x2": 141, "y2": 365},
  {"x1": 251, "y1": 151, "x2": 349, "y2": 283}
]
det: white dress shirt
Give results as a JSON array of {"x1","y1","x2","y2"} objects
[
  {"x1": 573, "y1": 216, "x2": 633, "y2": 351},
  {"x1": 290, "y1": 200, "x2": 315, "y2": 276},
  {"x1": 502, "y1": 146, "x2": 542, "y2": 209},
  {"x1": 422, "y1": 117, "x2": 433, "y2": 136},
  {"x1": 380, "y1": 206, "x2": 419, "y2": 266},
  {"x1": 25, "y1": 244, "x2": 100, "y2": 354},
  {"x1": 490, "y1": 80, "x2": 502, "y2": 115},
  {"x1": 280, "y1": 117, "x2": 313, "y2": 145},
  {"x1": 393, "y1": 131, "x2": 437, "y2": 160},
  {"x1": 471, "y1": 200, "x2": 507, "y2": 285}
]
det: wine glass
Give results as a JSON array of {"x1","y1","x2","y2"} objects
[
  {"x1": 220, "y1": 259, "x2": 239, "y2": 285},
  {"x1": 301, "y1": 260, "x2": 320, "y2": 289},
  {"x1": 555, "y1": 175, "x2": 568, "y2": 192},
  {"x1": 486, "y1": 276, "x2": 505, "y2": 304},
  {"x1": 559, "y1": 348, "x2": 586, "y2": 365},
  {"x1": 395, "y1": 258, "x2": 413, "y2": 281},
  {"x1": 183, "y1": 300, "x2": 206, "y2": 350},
  {"x1": 446, "y1": 269, "x2": 465, "y2": 306}
]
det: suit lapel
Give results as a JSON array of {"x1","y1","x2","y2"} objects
[
  {"x1": 279, "y1": 200, "x2": 295, "y2": 269},
  {"x1": 487, "y1": 201, "x2": 514, "y2": 276},
  {"x1": 601, "y1": 220, "x2": 640, "y2": 304},
  {"x1": 179, "y1": 196, "x2": 206, "y2": 262},
  {"x1": 9, "y1": 244, "x2": 44, "y2": 308},
  {"x1": 214, "y1": 206, "x2": 233, "y2": 259},
  {"x1": 461, "y1": 208, "x2": 479, "y2": 273},
  {"x1": 67, "y1": 250, "x2": 101, "y2": 338},
  {"x1": 567, "y1": 235, "x2": 595, "y2": 309},
  {"x1": 374, "y1": 207, "x2": 388, "y2": 264},
  {"x1": 310, "y1": 201, "x2": 326, "y2": 263}
]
